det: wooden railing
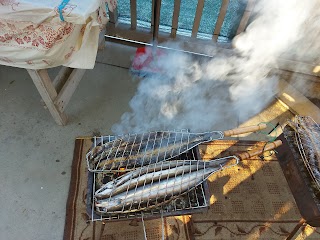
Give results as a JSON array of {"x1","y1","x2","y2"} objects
[
  {"x1": 106, "y1": 0, "x2": 256, "y2": 45},
  {"x1": 105, "y1": 0, "x2": 319, "y2": 78}
]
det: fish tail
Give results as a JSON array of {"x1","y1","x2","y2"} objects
[
  {"x1": 207, "y1": 158, "x2": 232, "y2": 169},
  {"x1": 202, "y1": 132, "x2": 215, "y2": 141}
]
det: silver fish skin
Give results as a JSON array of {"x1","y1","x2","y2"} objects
[
  {"x1": 90, "y1": 132, "x2": 162, "y2": 163},
  {"x1": 95, "y1": 167, "x2": 220, "y2": 211},
  {"x1": 94, "y1": 131, "x2": 218, "y2": 170},
  {"x1": 94, "y1": 160, "x2": 191, "y2": 194},
  {"x1": 95, "y1": 162, "x2": 207, "y2": 198},
  {"x1": 90, "y1": 138, "x2": 123, "y2": 159},
  {"x1": 94, "y1": 158, "x2": 229, "y2": 196}
]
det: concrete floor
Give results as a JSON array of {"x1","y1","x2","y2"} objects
[{"x1": 0, "y1": 43, "x2": 138, "y2": 240}]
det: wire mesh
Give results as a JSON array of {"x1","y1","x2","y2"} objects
[
  {"x1": 86, "y1": 131, "x2": 239, "y2": 222},
  {"x1": 86, "y1": 130, "x2": 223, "y2": 172},
  {"x1": 94, "y1": 157, "x2": 236, "y2": 215},
  {"x1": 284, "y1": 116, "x2": 320, "y2": 194}
]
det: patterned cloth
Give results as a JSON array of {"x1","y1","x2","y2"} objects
[{"x1": 0, "y1": 0, "x2": 117, "y2": 69}]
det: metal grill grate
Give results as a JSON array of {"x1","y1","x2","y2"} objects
[
  {"x1": 86, "y1": 133, "x2": 213, "y2": 222},
  {"x1": 94, "y1": 158, "x2": 235, "y2": 214},
  {"x1": 85, "y1": 125, "x2": 276, "y2": 222},
  {"x1": 284, "y1": 116, "x2": 320, "y2": 196},
  {"x1": 86, "y1": 130, "x2": 223, "y2": 172}
]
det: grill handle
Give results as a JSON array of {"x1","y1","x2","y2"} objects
[
  {"x1": 223, "y1": 123, "x2": 267, "y2": 137},
  {"x1": 237, "y1": 140, "x2": 283, "y2": 160}
]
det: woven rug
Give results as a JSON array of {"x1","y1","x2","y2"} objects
[
  {"x1": 64, "y1": 138, "x2": 320, "y2": 240},
  {"x1": 64, "y1": 138, "x2": 192, "y2": 240}
]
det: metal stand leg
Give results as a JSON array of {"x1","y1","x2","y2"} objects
[{"x1": 286, "y1": 218, "x2": 306, "y2": 240}]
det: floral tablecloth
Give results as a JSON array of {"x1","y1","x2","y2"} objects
[{"x1": 0, "y1": 0, "x2": 117, "y2": 69}]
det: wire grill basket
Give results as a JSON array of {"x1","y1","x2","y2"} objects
[
  {"x1": 284, "y1": 116, "x2": 320, "y2": 195},
  {"x1": 85, "y1": 124, "x2": 267, "y2": 172},
  {"x1": 86, "y1": 130, "x2": 223, "y2": 172},
  {"x1": 85, "y1": 126, "x2": 276, "y2": 222},
  {"x1": 86, "y1": 133, "x2": 212, "y2": 222}
]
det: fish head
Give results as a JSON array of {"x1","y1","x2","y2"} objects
[
  {"x1": 95, "y1": 188, "x2": 114, "y2": 197},
  {"x1": 95, "y1": 198, "x2": 123, "y2": 211}
]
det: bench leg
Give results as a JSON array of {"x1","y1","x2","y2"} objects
[{"x1": 27, "y1": 69, "x2": 68, "y2": 125}]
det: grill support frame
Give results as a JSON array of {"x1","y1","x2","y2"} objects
[
  {"x1": 86, "y1": 136, "x2": 211, "y2": 222},
  {"x1": 277, "y1": 133, "x2": 320, "y2": 227}
]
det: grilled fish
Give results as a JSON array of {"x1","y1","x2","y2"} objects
[
  {"x1": 95, "y1": 160, "x2": 210, "y2": 198},
  {"x1": 95, "y1": 160, "x2": 191, "y2": 195},
  {"x1": 95, "y1": 158, "x2": 231, "y2": 212},
  {"x1": 95, "y1": 168, "x2": 215, "y2": 211},
  {"x1": 89, "y1": 131, "x2": 221, "y2": 170}
]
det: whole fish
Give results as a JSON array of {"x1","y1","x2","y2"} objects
[
  {"x1": 94, "y1": 158, "x2": 226, "y2": 197},
  {"x1": 89, "y1": 132, "x2": 163, "y2": 162},
  {"x1": 95, "y1": 158, "x2": 231, "y2": 212},
  {"x1": 95, "y1": 168, "x2": 216, "y2": 212},
  {"x1": 95, "y1": 161, "x2": 208, "y2": 198},
  {"x1": 89, "y1": 131, "x2": 221, "y2": 170},
  {"x1": 95, "y1": 160, "x2": 191, "y2": 195}
]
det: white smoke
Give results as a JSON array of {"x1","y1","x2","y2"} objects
[{"x1": 112, "y1": 0, "x2": 319, "y2": 134}]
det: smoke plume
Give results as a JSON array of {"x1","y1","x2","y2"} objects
[{"x1": 112, "y1": 0, "x2": 319, "y2": 134}]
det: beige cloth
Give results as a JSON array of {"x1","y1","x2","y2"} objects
[{"x1": 0, "y1": 0, "x2": 117, "y2": 69}]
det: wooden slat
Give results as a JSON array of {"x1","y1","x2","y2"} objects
[
  {"x1": 151, "y1": 0, "x2": 155, "y2": 31},
  {"x1": 236, "y1": 0, "x2": 256, "y2": 35},
  {"x1": 108, "y1": 7, "x2": 119, "y2": 36},
  {"x1": 235, "y1": 11, "x2": 251, "y2": 35},
  {"x1": 192, "y1": 0, "x2": 205, "y2": 38},
  {"x1": 245, "y1": 0, "x2": 256, "y2": 12},
  {"x1": 53, "y1": 67, "x2": 73, "y2": 92},
  {"x1": 212, "y1": 0, "x2": 230, "y2": 41},
  {"x1": 54, "y1": 69, "x2": 86, "y2": 113},
  {"x1": 277, "y1": 59, "x2": 320, "y2": 77},
  {"x1": 27, "y1": 69, "x2": 67, "y2": 125},
  {"x1": 28, "y1": 69, "x2": 57, "y2": 99},
  {"x1": 130, "y1": 0, "x2": 137, "y2": 30},
  {"x1": 271, "y1": 69, "x2": 320, "y2": 83},
  {"x1": 109, "y1": 7, "x2": 118, "y2": 25},
  {"x1": 152, "y1": 0, "x2": 161, "y2": 42},
  {"x1": 277, "y1": 79, "x2": 320, "y2": 123},
  {"x1": 171, "y1": 0, "x2": 182, "y2": 38},
  {"x1": 98, "y1": 27, "x2": 106, "y2": 50}
]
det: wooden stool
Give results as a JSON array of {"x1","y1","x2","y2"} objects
[
  {"x1": 27, "y1": 67, "x2": 86, "y2": 125},
  {"x1": 27, "y1": 29, "x2": 106, "y2": 125}
]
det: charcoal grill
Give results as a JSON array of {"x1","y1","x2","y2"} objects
[
  {"x1": 86, "y1": 134, "x2": 282, "y2": 222},
  {"x1": 277, "y1": 116, "x2": 320, "y2": 227},
  {"x1": 86, "y1": 134, "x2": 211, "y2": 222}
]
